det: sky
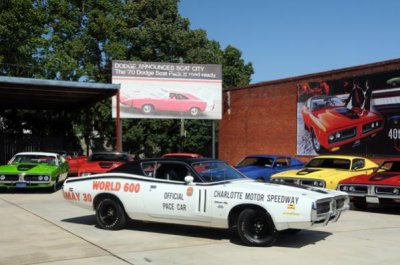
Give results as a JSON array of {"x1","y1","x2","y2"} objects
[{"x1": 179, "y1": 0, "x2": 400, "y2": 84}]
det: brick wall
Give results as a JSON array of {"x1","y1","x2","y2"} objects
[{"x1": 219, "y1": 58, "x2": 400, "y2": 165}]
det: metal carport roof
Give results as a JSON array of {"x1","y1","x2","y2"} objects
[{"x1": 0, "y1": 76, "x2": 120, "y2": 109}]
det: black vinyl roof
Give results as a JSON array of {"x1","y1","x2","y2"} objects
[{"x1": 0, "y1": 76, "x2": 120, "y2": 110}]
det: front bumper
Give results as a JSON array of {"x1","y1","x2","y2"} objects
[{"x1": 311, "y1": 195, "x2": 350, "y2": 226}]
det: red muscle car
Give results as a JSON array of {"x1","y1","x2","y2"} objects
[
  {"x1": 302, "y1": 95, "x2": 384, "y2": 152},
  {"x1": 120, "y1": 92, "x2": 208, "y2": 116},
  {"x1": 337, "y1": 159, "x2": 400, "y2": 208},
  {"x1": 77, "y1": 151, "x2": 133, "y2": 176}
]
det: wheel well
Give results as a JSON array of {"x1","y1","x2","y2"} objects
[
  {"x1": 228, "y1": 204, "x2": 269, "y2": 228},
  {"x1": 142, "y1": 103, "x2": 154, "y2": 109},
  {"x1": 93, "y1": 193, "x2": 125, "y2": 211}
]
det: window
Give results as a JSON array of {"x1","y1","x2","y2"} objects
[
  {"x1": 154, "y1": 163, "x2": 197, "y2": 182},
  {"x1": 351, "y1": 159, "x2": 365, "y2": 170}
]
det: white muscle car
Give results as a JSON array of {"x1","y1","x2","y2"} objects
[{"x1": 62, "y1": 157, "x2": 349, "y2": 247}]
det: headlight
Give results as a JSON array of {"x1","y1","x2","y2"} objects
[
  {"x1": 349, "y1": 186, "x2": 355, "y2": 192},
  {"x1": 43, "y1": 175, "x2": 49, "y2": 181},
  {"x1": 393, "y1": 188, "x2": 399, "y2": 194},
  {"x1": 341, "y1": 186, "x2": 348, "y2": 191},
  {"x1": 335, "y1": 132, "x2": 341, "y2": 138},
  {"x1": 329, "y1": 135, "x2": 335, "y2": 141},
  {"x1": 38, "y1": 175, "x2": 43, "y2": 181},
  {"x1": 0, "y1": 175, "x2": 5, "y2": 180},
  {"x1": 81, "y1": 172, "x2": 91, "y2": 176}
]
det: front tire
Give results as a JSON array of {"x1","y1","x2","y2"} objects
[
  {"x1": 311, "y1": 129, "x2": 322, "y2": 153},
  {"x1": 50, "y1": 176, "x2": 59, "y2": 193},
  {"x1": 141, "y1": 104, "x2": 154, "y2": 114},
  {"x1": 237, "y1": 208, "x2": 278, "y2": 247},
  {"x1": 96, "y1": 198, "x2": 127, "y2": 230}
]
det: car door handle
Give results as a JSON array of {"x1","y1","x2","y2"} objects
[{"x1": 150, "y1": 185, "x2": 157, "y2": 189}]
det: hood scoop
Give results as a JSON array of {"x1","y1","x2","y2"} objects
[
  {"x1": 335, "y1": 107, "x2": 361, "y2": 120},
  {"x1": 17, "y1": 164, "x2": 37, "y2": 171},
  {"x1": 99, "y1": 162, "x2": 114, "y2": 168},
  {"x1": 370, "y1": 173, "x2": 398, "y2": 181},
  {"x1": 296, "y1": 168, "x2": 321, "y2": 175}
]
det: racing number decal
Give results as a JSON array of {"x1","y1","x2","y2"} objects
[
  {"x1": 198, "y1": 189, "x2": 207, "y2": 213},
  {"x1": 63, "y1": 191, "x2": 92, "y2": 202},
  {"x1": 92, "y1": 180, "x2": 140, "y2": 193}
]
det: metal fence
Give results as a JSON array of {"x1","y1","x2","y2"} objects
[{"x1": 0, "y1": 134, "x2": 65, "y2": 165}]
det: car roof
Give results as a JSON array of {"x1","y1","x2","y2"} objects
[
  {"x1": 311, "y1": 155, "x2": 369, "y2": 160},
  {"x1": 162, "y1": 153, "x2": 203, "y2": 158},
  {"x1": 90, "y1": 151, "x2": 130, "y2": 155},
  {"x1": 15, "y1": 152, "x2": 58, "y2": 157},
  {"x1": 244, "y1": 154, "x2": 281, "y2": 159},
  {"x1": 140, "y1": 157, "x2": 219, "y2": 163}
]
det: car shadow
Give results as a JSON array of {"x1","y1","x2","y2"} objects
[
  {"x1": 274, "y1": 229, "x2": 332, "y2": 248},
  {"x1": 350, "y1": 204, "x2": 400, "y2": 215},
  {"x1": 61, "y1": 216, "x2": 332, "y2": 247},
  {"x1": 62, "y1": 215, "x2": 97, "y2": 226},
  {"x1": 0, "y1": 181, "x2": 65, "y2": 194}
]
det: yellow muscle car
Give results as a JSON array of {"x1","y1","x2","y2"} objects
[{"x1": 271, "y1": 155, "x2": 378, "y2": 189}]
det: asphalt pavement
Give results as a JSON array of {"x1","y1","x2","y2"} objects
[{"x1": 1, "y1": 189, "x2": 400, "y2": 265}]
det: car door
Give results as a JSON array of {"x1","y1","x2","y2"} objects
[{"x1": 144, "y1": 161, "x2": 212, "y2": 223}]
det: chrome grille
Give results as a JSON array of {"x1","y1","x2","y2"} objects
[
  {"x1": 316, "y1": 201, "x2": 330, "y2": 214},
  {"x1": 0, "y1": 174, "x2": 19, "y2": 181},
  {"x1": 375, "y1": 186, "x2": 399, "y2": 195}
]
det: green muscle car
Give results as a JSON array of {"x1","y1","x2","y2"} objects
[{"x1": 0, "y1": 152, "x2": 69, "y2": 192}]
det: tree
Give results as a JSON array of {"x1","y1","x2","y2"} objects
[{"x1": 0, "y1": 0, "x2": 254, "y2": 156}]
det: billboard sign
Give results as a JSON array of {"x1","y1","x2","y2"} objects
[
  {"x1": 297, "y1": 69, "x2": 400, "y2": 156},
  {"x1": 112, "y1": 60, "x2": 222, "y2": 119}
]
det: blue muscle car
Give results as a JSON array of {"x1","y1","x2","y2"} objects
[{"x1": 236, "y1": 154, "x2": 304, "y2": 182}]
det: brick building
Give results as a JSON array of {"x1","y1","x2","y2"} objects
[{"x1": 219, "y1": 58, "x2": 400, "y2": 165}]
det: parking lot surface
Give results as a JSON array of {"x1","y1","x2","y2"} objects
[{"x1": 1, "y1": 190, "x2": 400, "y2": 265}]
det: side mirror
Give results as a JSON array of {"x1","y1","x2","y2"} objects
[{"x1": 184, "y1": 175, "x2": 194, "y2": 184}]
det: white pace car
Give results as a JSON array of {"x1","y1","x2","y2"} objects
[{"x1": 62, "y1": 157, "x2": 349, "y2": 247}]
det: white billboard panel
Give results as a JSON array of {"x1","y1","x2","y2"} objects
[{"x1": 112, "y1": 60, "x2": 222, "y2": 120}]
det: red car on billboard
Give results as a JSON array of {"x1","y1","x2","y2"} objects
[
  {"x1": 302, "y1": 95, "x2": 384, "y2": 152},
  {"x1": 337, "y1": 159, "x2": 400, "y2": 208},
  {"x1": 120, "y1": 92, "x2": 208, "y2": 116},
  {"x1": 78, "y1": 152, "x2": 133, "y2": 177}
]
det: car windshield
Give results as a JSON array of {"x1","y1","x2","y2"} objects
[
  {"x1": 11, "y1": 155, "x2": 57, "y2": 165},
  {"x1": 192, "y1": 161, "x2": 247, "y2": 183},
  {"x1": 376, "y1": 161, "x2": 400, "y2": 172},
  {"x1": 311, "y1": 97, "x2": 344, "y2": 111},
  {"x1": 89, "y1": 153, "x2": 129, "y2": 162},
  {"x1": 306, "y1": 158, "x2": 351, "y2": 170},
  {"x1": 237, "y1": 157, "x2": 273, "y2": 167}
]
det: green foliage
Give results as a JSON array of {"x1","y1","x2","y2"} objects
[{"x1": 0, "y1": 0, "x2": 254, "y2": 157}]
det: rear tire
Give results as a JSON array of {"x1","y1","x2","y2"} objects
[
  {"x1": 237, "y1": 208, "x2": 278, "y2": 247},
  {"x1": 189, "y1": 107, "x2": 200, "y2": 116},
  {"x1": 96, "y1": 198, "x2": 127, "y2": 230}
]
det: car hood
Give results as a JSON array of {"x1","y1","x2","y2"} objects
[
  {"x1": 0, "y1": 163, "x2": 56, "y2": 174},
  {"x1": 226, "y1": 179, "x2": 345, "y2": 200},
  {"x1": 340, "y1": 172, "x2": 400, "y2": 186},
  {"x1": 236, "y1": 165, "x2": 270, "y2": 174},
  {"x1": 80, "y1": 161, "x2": 125, "y2": 172},
  {"x1": 273, "y1": 167, "x2": 347, "y2": 179},
  {"x1": 313, "y1": 107, "x2": 381, "y2": 130}
]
